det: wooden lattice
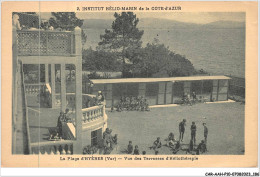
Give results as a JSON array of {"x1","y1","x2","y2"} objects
[{"x1": 17, "y1": 30, "x2": 75, "y2": 56}]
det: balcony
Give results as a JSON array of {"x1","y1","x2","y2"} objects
[{"x1": 17, "y1": 30, "x2": 75, "y2": 56}]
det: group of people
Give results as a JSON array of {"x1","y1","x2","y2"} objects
[
  {"x1": 125, "y1": 119, "x2": 208, "y2": 155},
  {"x1": 111, "y1": 96, "x2": 150, "y2": 112},
  {"x1": 182, "y1": 92, "x2": 197, "y2": 105},
  {"x1": 102, "y1": 128, "x2": 118, "y2": 154},
  {"x1": 127, "y1": 141, "x2": 147, "y2": 155},
  {"x1": 49, "y1": 109, "x2": 72, "y2": 141},
  {"x1": 179, "y1": 119, "x2": 208, "y2": 154},
  {"x1": 182, "y1": 91, "x2": 207, "y2": 106}
]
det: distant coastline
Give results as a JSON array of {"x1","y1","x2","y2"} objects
[{"x1": 82, "y1": 18, "x2": 245, "y2": 78}]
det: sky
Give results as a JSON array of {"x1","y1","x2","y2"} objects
[{"x1": 39, "y1": 12, "x2": 245, "y2": 24}]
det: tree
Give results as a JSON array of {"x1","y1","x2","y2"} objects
[
  {"x1": 132, "y1": 39, "x2": 196, "y2": 77},
  {"x1": 48, "y1": 12, "x2": 87, "y2": 80},
  {"x1": 82, "y1": 47, "x2": 121, "y2": 72},
  {"x1": 98, "y1": 12, "x2": 144, "y2": 77},
  {"x1": 49, "y1": 12, "x2": 83, "y2": 31}
]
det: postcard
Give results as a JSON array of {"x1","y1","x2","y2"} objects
[{"x1": 1, "y1": 1, "x2": 258, "y2": 168}]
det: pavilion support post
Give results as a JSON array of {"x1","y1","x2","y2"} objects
[
  {"x1": 60, "y1": 63, "x2": 66, "y2": 112},
  {"x1": 51, "y1": 64, "x2": 56, "y2": 108},
  {"x1": 45, "y1": 64, "x2": 49, "y2": 84},
  {"x1": 74, "y1": 27, "x2": 83, "y2": 154}
]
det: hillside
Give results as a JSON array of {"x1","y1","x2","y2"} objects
[{"x1": 82, "y1": 18, "x2": 245, "y2": 30}]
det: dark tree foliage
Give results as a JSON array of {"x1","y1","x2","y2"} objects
[
  {"x1": 132, "y1": 40, "x2": 196, "y2": 77},
  {"x1": 82, "y1": 48, "x2": 122, "y2": 72},
  {"x1": 49, "y1": 12, "x2": 83, "y2": 31},
  {"x1": 98, "y1": 12, "x2": 144, "y2": 77}
]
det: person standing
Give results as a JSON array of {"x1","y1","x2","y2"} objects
[
  {"x1": 179, "y1": 119, "x2": 186, "y2": 142},
  {"x1": 57, "y1": 112, "x2": 63, "y2": 138},
  {"x1": 127, "y1": 141, "x2": 133, "y2": 154},
  {"x1": 191, "y1": 122, "x2": 197, "y2": 145},
  {"x1": 203, "y1": 123, "x2": 208, "y2": 144}
]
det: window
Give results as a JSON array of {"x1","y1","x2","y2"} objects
[
  {"x1": 145, "y1": 83, "x2": 159, "y2": 96},
  {"x1": 91, "y1": 130, "x2": 98, "y2": 146},
  {"x1": 91, "y1": 128, "x2": 102, "y2": 146}
]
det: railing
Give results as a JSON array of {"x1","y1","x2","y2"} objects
[
  {"x1": 17, "y1": 30, "x2": 75, "y2": 56},
  {"x1": 30, "y1": 140, "x2": 74, "y2": 155},
  {"x1": 82, "y1": 105, "x2": 104, "y2": 123},
  {"x1": 24, "y1": 83, "x2": 46, "y2": 95},
  {"x1": 55, "y1": 93, "x2": 96, "y2": 109}
]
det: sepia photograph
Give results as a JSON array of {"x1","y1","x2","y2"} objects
[
  {"x1": 1, "y1": 1, "x2": 258, "y2": 170},
  {"x1": 12, "y1": 11, "x2": 246, "y2": 156}
]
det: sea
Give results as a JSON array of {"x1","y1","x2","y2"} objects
[{"x1": 83, "y1": 27, "x2": 245, "y2": 78}]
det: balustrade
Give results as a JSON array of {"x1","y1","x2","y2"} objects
[
  {"x1": 82, "y1": 105, "x2": 104, "y2": 123},
  {"x1": 30, "y1": 141, "x2": 73, "y2": 155},
  {"x1": 25, "y1": 83, "x2": 45, "y2": 95}
]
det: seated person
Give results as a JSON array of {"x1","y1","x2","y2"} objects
[
  {"x1": 186, "y1": 139, "x2": 194, "y2": 154},
  {"x1": 144, "y1": 99, "x2": 150, "y2": 111},
  {"x1": 63, "y1": 108, "x2": 72, "y2": 122},
  {"x1": 110, "y1": 106, "x2": 114, "y2": 112},
  {"x1": 48, "y1": 133, "x2": 55, "y2": 140},
  {"x1": 127, "y1": 141, "x2": 133, "y2": 154},
  {"x1": 49, "y1": 132, "x2": 61, "y2": 141},
  {"x1": 150, "y1": 137, "x2": 162, "y2": 150},
  {"x1": 133, "y1": 145, "x2": 140, "y2": 155},
  {"x1": 172, "y1": 141, "x2": 181, "y2": 154},
  {"x1": 165, "y1": 133, "x2": 176, "y2": 147},
  {"x1": 197, "y1": 140, "x2": 207, "y2": 154},
  {"x1": 97, "y1": 91, "x2": 105, "y2": 104}
]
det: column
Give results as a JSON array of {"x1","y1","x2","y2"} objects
[
  {"x1": 60, "y1": 63, "x2": 66, "y2": 112},
  {"x1": 45, "y1": 64, "x2": 49, "y2": 84},
  {"x1": 74, "y1": 27, "x2": 83, "y2": 154},
  {"x1": 51, "y1": 64, "x2": 56, "y2": 108}
]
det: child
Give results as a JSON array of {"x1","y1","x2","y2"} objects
[
  {"x1": 186, "y1": 139, "x2": 194, "y2": 154},
  {"x1": 203, "y1": 123, "x2": 208, "y2": 144},
  {"x1": 133, "y1": 145, "x2": 140, "y2": 155},
  {"x1": 53, "y1": 133, "x2": 61, "y2": 140},
  {"x1": 112, "y1": 134, "x2": 118, "y2": 145},
  {"x1": 151, "y1": 137, "x2": 162, "y2": 150},
  {"x1": 165, "y1": 133, "x2": 175, "y2": 147},
  {"x1": 197, "y1": 140, "x2": 207, "y2": 154},
  {"x1": 127, "y1": 141, "x2": 133, "y2": 154},
  {"x1": 172, "y1": 141, "x2": 181, "y2": 154}
]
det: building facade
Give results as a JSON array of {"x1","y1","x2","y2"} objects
[
  {"x1": 90, "y1": 76, "x2": 230, "y2": 107},
  {"x1": 13, "y1": 13, "x2": 107, "y2": 154}
]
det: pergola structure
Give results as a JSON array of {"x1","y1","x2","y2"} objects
[{"x1": 13, "y1": 26, "x2": 88, "y2": 154}]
